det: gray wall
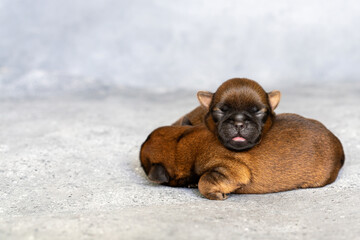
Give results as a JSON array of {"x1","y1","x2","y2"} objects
[{"x1": 0, "y1": 0, "x2": 359, "y2": 96}]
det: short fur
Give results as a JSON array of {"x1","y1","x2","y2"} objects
[
  {"x1": 173, "y1": 78, "x2": 281, "y2": 151},
  {"x1": 140, "y1": 114, "x2": 344, "y2": 200}
]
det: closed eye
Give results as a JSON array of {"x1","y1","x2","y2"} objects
[
  {"x1": 213, "y1": 105, "x2": 229, "y2": 113},
  {"x1": 251, "y1": 106, "x2": 259, "y2": 112},
  {"x1": 220, "y1": 105, "x2": 229, "y2": 112},
  {"x1": 212, "y1": 107, "x2": 225, "y2": 121},
  {"x1": 255, "y1": 108, "x2": 267, "y2": 116},
  {"x1": 212, "y1": 108, "x2": 224, "y2": 117}
]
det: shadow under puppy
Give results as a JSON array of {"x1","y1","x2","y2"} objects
[{"x1": 140, "y1": 79, "x2": 344, "y2": 200}]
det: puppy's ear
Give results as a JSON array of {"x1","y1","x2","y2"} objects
[
  {"x1": 197, "y1": 91, "x2": 213, "y2": 109},
  {"x1": 268, "y1": 90, "x2": 281, "y2": 111}
]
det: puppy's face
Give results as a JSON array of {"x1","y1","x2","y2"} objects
[
  {"x1": 198, "y1": 78, "x2": 280, "y2": 151},
  {"x1": 211, "y1": 96, "x2": 268, "y2": 151}
]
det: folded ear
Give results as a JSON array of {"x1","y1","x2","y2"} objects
[
  {"x1": 197, "y1": 91, "x2": 213, "y2": 109},
  {"x1": 268, "y1": 90, "x2": 281, "y2": 111}
]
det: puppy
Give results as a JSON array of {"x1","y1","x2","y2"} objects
[
  {"x1": 140, "y1": 114, "x2": 344, "y2": 200},
  {"x1": 173, "y1": 78, "x2": 281, "y2": 151}
]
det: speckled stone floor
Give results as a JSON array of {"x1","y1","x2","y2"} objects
[{"x1": 0, "y1": 82, "x2": 359, "y2": 239}]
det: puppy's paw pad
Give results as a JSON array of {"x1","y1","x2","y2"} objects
[
  {"x1": 148, "y1": 164, "x2": 169, "y2": 184},
  {"x1": 205, "y1": 192, "x2": 228, "y2": 200}
]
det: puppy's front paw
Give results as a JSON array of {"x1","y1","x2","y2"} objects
[{"x1": 204, "y1": 192, "x2": 228, "y2": 200}]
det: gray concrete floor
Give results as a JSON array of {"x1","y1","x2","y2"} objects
[{"x1": 0, "y1": 83, "x2": 359, "y2": 239}]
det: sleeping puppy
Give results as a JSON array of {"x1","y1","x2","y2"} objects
[
  {"x1": 140, "y1": 114, "x2": 345, "y2": 200},
  {"x1": 173, "y1": 78, "x2": 281, "y2": 151}
]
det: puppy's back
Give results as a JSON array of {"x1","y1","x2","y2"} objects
[
  {"x1": 238, "y1": 113, "x2": 344, "y2": 193},
  {"x1": 276, "y1": 114, "x2": 344, "y2": 178}
]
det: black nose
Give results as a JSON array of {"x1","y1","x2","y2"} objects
[
  {"x1": 235, "y1": 121, "x2": 244, "y2": 129},
  {"x1": 233, "y1": 114, "x2": 245, "y2": 129}
]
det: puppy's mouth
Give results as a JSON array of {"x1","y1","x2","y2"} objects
[{"x1": 232, "y1": 136, "x2": 246, "y2": 142}]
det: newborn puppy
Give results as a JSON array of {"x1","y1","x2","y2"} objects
[
  {"x1": 174, "y1": 78, "x2": 281, "y2": 151},
  {"x1": 140, "y1": 114, "x2": 344, "y2": 200}
]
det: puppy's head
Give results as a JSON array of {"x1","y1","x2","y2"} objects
[
  {"x1": 198, "y1": 78, "x2": 281, "y2": 151},
  {"x1": 140, "y1": 126, "x2": 191, "y2": 185}
]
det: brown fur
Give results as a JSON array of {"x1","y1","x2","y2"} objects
[
  {"x1": 173, "y1": 78, "x2": 280, "y2": 140},
  {"x1": 173, "y1": 78, "x2": 281, "y2": 150},
  {"x1": 141, "y1": 78, "x2": 344, "y2": 200},
  {"x1": 140, "y1": 114, "x2": 344, "y2": 200}
]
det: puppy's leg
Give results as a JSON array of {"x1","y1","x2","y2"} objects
[{"x1": 198, "y1": 165, "x2": 251, "y2": 200}]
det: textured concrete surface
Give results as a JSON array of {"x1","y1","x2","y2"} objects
[
  {"x1": 0, "y1": 82, "x2": 359, "y2": 239},
  {"x1": 1, "y1": 1, "x2": 360, "y2": 239}
]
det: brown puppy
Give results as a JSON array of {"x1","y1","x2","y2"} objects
[
  {"x1": 140, "y1": 114, "x2": 344, "y2": 200},
  {"x1": 173, "y1": 78, "x2": 281, "y2": 151}
]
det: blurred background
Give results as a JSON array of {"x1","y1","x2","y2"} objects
[{"x1": 0, "y1": 0, "x2": 359, "y2": 97}]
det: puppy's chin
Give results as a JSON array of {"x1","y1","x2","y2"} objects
[
  {"x1": 219, "y1": 136, "x2": 261, "y2": 151},
  {"x1": 216, "y1": 124, "x2": 262, "y2": 151},
  {"x1": 223, "y1": 140, "x2": 257, "y2": 151}
]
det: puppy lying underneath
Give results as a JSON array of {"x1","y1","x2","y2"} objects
[{"x1": 140, "y1": 114, "x2": 344, "y2": 200}]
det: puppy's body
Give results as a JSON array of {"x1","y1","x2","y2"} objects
[
  {"x1": 141, "y1": 114, "x2": 344, "y2": 200},
  {"x1": 142, "y1": 78, "x2": 344, "y2": 200}
]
